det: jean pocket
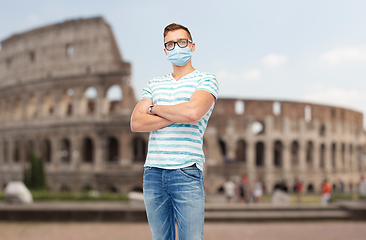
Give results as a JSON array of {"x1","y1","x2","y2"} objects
[{"x1": 178, "y1": 165, "x2": 202, "y2": 181}]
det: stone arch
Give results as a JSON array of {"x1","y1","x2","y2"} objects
[
  {"x1": 304, "y1": 105, "x2": 312, "y2": 122},
  {"x1": 273, "y1": 101, "x2": 281, "y2": 116},
  {"x1": 82, "y1": 185, "x2": 93, "y2": 192},
  {"x1": 107, "y1": 137, "x2": 119, "y2": 162},
  {"x1": 320, "y1": 144, "x2": 326, "y2": 169},
  {"x1": 306, "y1": 141, "x2": 313, "y2": 167},
  {"x1": 255, "y1": 141, "x2": 265, "y2": 166},
  {"x1": 42, "y1": 92, "x2": 54, "y2": 117},
  {"x1": 106, "y1": 186, "x2": 118, "y2": 193},
  {"x1": 60, "y1": 138, "x2": 71, "y2": 163},
  {"x1": 319, "y1": 124, "x2": 326, "y2": 137},
  {"x1": 41, "y1": 139, "x2": 52, "y2": 163},
  {"x1": 291, "y1": 141, "x2": 299, "y2": 166},
  {"x1": 60, "y1": 185, "x2": 71, "y2": 192},
  {"x1": 218, "y1": 138, "x2": 228, "y2": 162},
  {"x1": 82, "y1": 86, "x2": 98, "y2": 115},
  {"x1": 60, "y1": 88, "x2": 74, "y2": 117},
  {"x1": 131, "y1": 186, "x2": 143, "y2": 192},
  {"x1": 273, "y1": 140, "x2": 283, "y2": 167},
  {"x1": 307, "y1": 183, "x2": 314, "y2": 193},
  {"x1": 235, "y1": 100, "x2": 244, "y2": 115},
  {"x1": 235, "y1": 139, "x2": 246, "y2": 162},
  {"x1": 82, "y1": 137, "x2": 94, "y2": 163},
  {"x1": 13, "y1": 140, "x2": 20, "y2": 163},
  {"x1": 106, "y1": 84, "x2": 123, "y2": 113},
  {"x1": 132, "y1": 136, "x2": 146, "y2": 162},
  {"x1": 252, "y1": 121, "x2": 265, "y2": 135}
]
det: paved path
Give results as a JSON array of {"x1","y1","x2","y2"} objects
[{"x1": 0, "y1": 222, "x2": 366, "y2": 240}]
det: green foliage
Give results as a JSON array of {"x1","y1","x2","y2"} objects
[
  {"x1": 29, "y1": 190, "x2": 128, "y2": 201},
  {"x1": 23, "y1": 153, "x2": 47, "y2": 190}
]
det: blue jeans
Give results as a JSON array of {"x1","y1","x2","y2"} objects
[{"x1": 143, "y1": 164, "x2": 205, "y2": 240}]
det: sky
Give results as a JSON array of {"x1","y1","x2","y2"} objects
[{"x1": 1, "y1": 0, "x2": 366, "y2": 129}]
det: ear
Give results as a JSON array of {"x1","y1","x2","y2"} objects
[{"x1": 191, "y1": 43, "x2": 196, "y2": 52}]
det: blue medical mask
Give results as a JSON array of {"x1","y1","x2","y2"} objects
[{"x1": 166, "y1": 46, "x2": 192, "y2": 66}]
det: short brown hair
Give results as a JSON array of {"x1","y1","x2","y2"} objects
[{"x1": 163, "y1": 23, "x2": 192, "y2": 41}]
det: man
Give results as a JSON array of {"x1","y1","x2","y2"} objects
[{"x1": 130, "y1": 23, "x2": 218, "y2": 240}]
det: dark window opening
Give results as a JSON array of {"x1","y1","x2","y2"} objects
[
  {"x1": 235, "y1": 139, "x2": 246, "y2": 162},
  {"x1": 133, "y1": 137, "x2": 146, "y2": 162},
  {"x1": 83, "y1": 138, "x2": 93, "y2": 163},
  {"x1": 274, "y1": 141, "x2": 283, "y2": 167},
  {"x1": 256, "y1": 142, "x2": 265, "y2": 166},
  {"x1": 320, "y1": 144, "x2": 326, "y2": 169},
  {"x1": 60, "y1": 139, "x2": 71, "y2": 163},
  {"x1": 107, "y1": 137, "x2": 119, "y2": 162}
]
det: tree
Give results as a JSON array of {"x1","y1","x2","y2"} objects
[{"x1": 23, "y1": 152, "x2": 47, "y2": 190}]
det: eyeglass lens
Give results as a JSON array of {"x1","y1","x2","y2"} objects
[{"x1": 165, "y1": 39, "x2": 190, "y2": 50}]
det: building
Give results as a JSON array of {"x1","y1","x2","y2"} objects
[{"x1": 0, "y1": 17, "x2": 365, "y2": 194}]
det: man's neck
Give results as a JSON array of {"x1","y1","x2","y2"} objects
[{"x1": 171, "y1": 62, "x2": 196, "y2": 81}]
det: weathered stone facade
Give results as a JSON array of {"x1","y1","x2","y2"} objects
[
  {"x1": 204, "y1": 99, "x2": 366, "y2": 194},
  {"x1": 0, "y1": 17, "x2": 365, "y2": 194},
  {"x1": 0, "y1": 17, "x2": 147, "y2": 193}
]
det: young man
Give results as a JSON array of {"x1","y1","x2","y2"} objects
[{"x1": 130, "y1": 23, "x2": 218, "y2": 240}]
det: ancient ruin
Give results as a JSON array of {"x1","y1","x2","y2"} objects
[{"x1": 0, "y1": 17, "x2": 365, "y2": 194}]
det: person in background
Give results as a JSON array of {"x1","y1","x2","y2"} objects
[
  {"x1": 295, "y1": 179, "x2": 303, "y2": 203},
  {"x1": 253, "y1": 179, "x2": 263, "y2": 203},
  {"x1": 321, "y1": 179, "x2": 332, "y2": 206},
  {"x1": 359, "y1": 176, "x2": 366, "y2": 197},
  {"x1": 223, "y1": 178, "x2": 236, "y2": 204},
  {"x1": 240, "y1": 176, "x2": 250, "y2": 204}
]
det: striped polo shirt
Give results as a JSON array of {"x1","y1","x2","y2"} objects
[{"x1": 141, "y1": 70, "x2": 219, "y2": 171}]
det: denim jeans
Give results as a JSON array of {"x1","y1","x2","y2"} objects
[{"x1": 143, "y1": 164, "x2": 205, "y2": 240}]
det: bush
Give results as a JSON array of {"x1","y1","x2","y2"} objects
[
  {"x1": 23, "y1": 153, "x2": 47, "y2": 191},
  {"x1": 29, "y1": 190, "x2": 128, "y2": 201}
]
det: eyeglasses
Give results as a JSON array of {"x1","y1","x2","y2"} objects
[{"x1": 164, "y1": 39, "x2": 192, "y2": 51}]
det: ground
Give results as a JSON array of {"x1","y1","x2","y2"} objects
[{"x1": 0, "y1": 222, "x2": 365, "y2": 240}]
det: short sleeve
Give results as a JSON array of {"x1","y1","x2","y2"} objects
[
  {"x1": 195, "y1": 74, "x2": 219, "y2": 100},
  {"x1": 141, "y1": 81, "x2": 152, "y2": 100}
]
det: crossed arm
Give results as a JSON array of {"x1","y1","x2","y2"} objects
[{"x1": 130, "y1": 90, "x2": 216, "y2": 133}]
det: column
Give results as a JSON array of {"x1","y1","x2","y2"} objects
[
  {"x1": 34, "y1": 92, "x2": 42, "y2": 119},
  {"x1": 50, "y1": 137, "x2": 60, "y2": 171},
  {"x1": 70, "y1": 135, "x2": 81, "y2": 171},
  {"x1": 282, "y1": 141, "x2": 291, "y2": 181},
  {"x1": 94, "y1": 134, "x2": 105, "y2": 172},
  {"x1": 121, "y1": 132, "x2": 132, "y2": 165},
  {"x1": 336, "y1": 142, "x2": 343, "y2": 173},
  {"x1": 246, "y1": 140, "x2": 255, "y2": 184},
  {"x1": 298, "y1": 140, "x2": 306, "y2": 177},
  {"x1": 53, "y1": 89, "x2": 62, "y2": 118},
  {"x1": 73, "y1": 88, "x2": 83, "y2": 118},
  {"x1": 96, "y1": 85, "x2": 106, "y2": 118}
]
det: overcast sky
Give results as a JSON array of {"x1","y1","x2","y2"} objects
[{"x1": 1, "y1": 0, "x2": 366, "y2": 128}]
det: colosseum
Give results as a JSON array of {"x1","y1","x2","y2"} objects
[{"x1": 0, "y1": 17, "x2": 365, "y2": 195}]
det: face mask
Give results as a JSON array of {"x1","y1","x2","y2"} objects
[{"x1": 166, "y1": 46, "x2": 192, "y2": 66}]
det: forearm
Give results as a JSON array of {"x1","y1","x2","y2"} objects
[
  {"x1": 151, "y1": 102, "x2": 199, "y2": 124},
  {"x1": 131, "y1": 112, "x2": 174, "y2": 132}
]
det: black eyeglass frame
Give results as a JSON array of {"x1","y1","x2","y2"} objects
[{"x1": 164, "y1": 39, "x2": 193, "y2": 51}]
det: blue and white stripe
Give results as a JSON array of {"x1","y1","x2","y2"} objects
[{"x1": 141, "y1": 70, "x2": 219, "y2": 171}]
